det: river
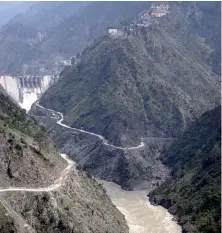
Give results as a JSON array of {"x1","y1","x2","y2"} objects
[
  {"x1": 100, "y1": 180, "x2": 182, "y2": 233},
  {"x1": 18, "y1": 96, "x2": 181, "y2": 233}
]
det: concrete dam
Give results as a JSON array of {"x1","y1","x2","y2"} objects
[{"x1": 0, "y1": 75, "x2": 58, "y2": 111}]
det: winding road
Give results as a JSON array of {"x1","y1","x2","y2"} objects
[
  {"x1": 0, "y1": 153, "x2": 74, "y2": 233},
  {"x1": 36, "y1": 103, "x2": 145, "y2": 150},
  {"x1": 0, "y1": 154, "x2": 74, "y2": 193},
  {"x1": 0, "y1": 102, "x2": 177, "y2": 233}
]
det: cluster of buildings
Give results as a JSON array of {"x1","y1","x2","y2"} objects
[
  {"x1": 107, "y1": 2, "x2": 170, "y2": 36},
  {"x1": 150, "y1": 2, "x2": 169, "y2": 17},
  {"x1": 136, "y1": 2, "x2": 169, "y2": 27},
  {"x1": 107, "y1": 25, "x2": 138, "y2": 38}
]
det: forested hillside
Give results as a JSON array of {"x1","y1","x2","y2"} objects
[
  {"x1": 40, "y1": 3, "x2": 220, "y2": 146},
  {"x1": 149, "y1": 106, "x2": 221, "y2": 233}
]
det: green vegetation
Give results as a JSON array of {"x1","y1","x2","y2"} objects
[
  {"x1": 0, "y1": 2, "x2": 152, "y2": 74},
  {"x1": 0, "y1": 91, "x2": 65, "y2": 177},
  {"x1": 149, "y1": 106, "x2": 221, "y2": 233},
  {"x1": 0, "y1": 92, "x2": 41, "y2": 136},
  {"x1": 40, "y1": 8, "x2": 220, "y2": 146},
  {"x1": 0, "y1": 92, "x2": 57, "y2": 156},
  {"x1": 0, "y1": 84, "x2": 128, "y2": 233},
  {"x1": 183, "y1": 2, "x2": 221, "y2": 75}
]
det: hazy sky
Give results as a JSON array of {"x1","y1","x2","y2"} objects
[{"x1": 0, "y1": 2, "x2": 34, "y2": 26}]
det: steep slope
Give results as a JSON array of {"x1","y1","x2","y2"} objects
[
  {"x1": 181, "y1": 2, "x2": 221, "y2": 76},
  {"x1": 0, "y1": 201, "x2": 17, "y2": 233},
  {"x1": 0, "y1": 93, "x2": 66, "y2": 188},
  {"x1": 0, "y1": 92, "x2": 128, "y2": 232},
  {"x1": 30, "y1": 103, "x2": 171, "y2": 190},
  {"x1": 40, "y1": 4, "x2": 220, "y2": 147},
  {"x1": 157, "y1": 2, "x2": 221, "y2": 76},
  {"x1": 149, "y1": 106, "x2": 221, "y2": 233}
]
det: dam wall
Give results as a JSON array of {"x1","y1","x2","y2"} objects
[
  {"x1": 0, "y1": 75, "x2": 58, "y2": 111},
  {"x1": 0, "y1": 76, "x2": 21, "y2": 103}
]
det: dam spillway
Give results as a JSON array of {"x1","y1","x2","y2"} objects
[{"x1": 0, "y1": 75, "x2": 58, "y2": 111}]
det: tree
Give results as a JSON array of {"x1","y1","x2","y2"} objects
[
  {"x1": 34, "y1": 130, "x2": 47, "y2": 153},
  {"x1": 71, "y1": 57, "x2": 76, "y2": 65}
]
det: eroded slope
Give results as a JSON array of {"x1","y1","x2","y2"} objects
[{"x1": 0, "y1": 92, "x2": 128, "y2": 232}]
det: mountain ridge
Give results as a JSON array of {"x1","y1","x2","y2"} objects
[
  {"x1": 0, "y1": 1, "x2": 152, "y2": 75},
  {"x1": 33, "y1": 2, "x2": 220, "y2": 191},
  {"x1": 39, "y1": 10, "x2": 220, "y2": 146}
]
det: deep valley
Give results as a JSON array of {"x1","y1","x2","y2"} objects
[{"x1": 0, "y1": 1, "x2": 220, "y2": 233}]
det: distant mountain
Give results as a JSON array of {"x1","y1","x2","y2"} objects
[
  {"x1": 0, "y1": 22, "x2": 41, "y2": 74},
  {"x1": 0, "y1": 1, "x2": 152, "y2": 75},
  {"x1": 0, "y1": 2, "x2": 34, "y2": 27},
  {"x1": 39, "y1": 3, "x2": 220, "y2": 147},
  {"x1": 7, "y1": 1, "x2": 87, "y2": 30},
  {"x1": 0, "y1": 2, "x2": 220, "y2": 76},
  {"x1": 0, "y1": 93, "x2": 128, "y2": 232},
  {"x1": 0, "y1": 1, "x2": 86, "y2": 75},
  {"x1": 149, "y1": 106, "x2": 221, "y2": 233},
  {"x1": 40, "y1": 2, "x2": 152, "y2": 57}
]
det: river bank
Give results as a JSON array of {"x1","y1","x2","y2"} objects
[{"x1": 100, "y1": 180, "x2": 182, "y2": 233}]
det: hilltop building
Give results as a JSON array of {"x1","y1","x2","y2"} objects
[
  {"x1": 107, "y1": 28, "x2": 124, "y2": 38},
  {"x1": 150, "y1": 2, "x2": 169, "y2": 17}
]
